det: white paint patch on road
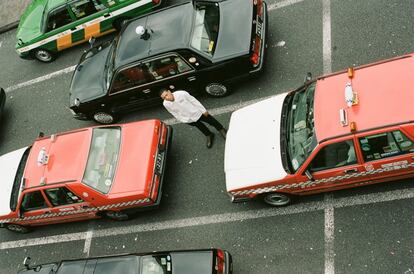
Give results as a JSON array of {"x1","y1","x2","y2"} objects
[
  {"x1": 1, "y1": 187, "x2": 414, "y2": 250},
  {"x1": 324, "y1": 194, "x2": 335, "y2": 274},
  {"x1": 322, "y1": 0, "x2": 332, "y2": 74},
  {"x1": 83, "y1": 230, "x2": 94, "y2": 257},
  {"x1": 4, "y1": 65, "x2": 76, "y2": 93},
  {"x1": 276, "y1": 41, "x2": 286, "y2": 47},
  {"x1": 268, "y1": 0, "x2": 306, "y2": 10}
]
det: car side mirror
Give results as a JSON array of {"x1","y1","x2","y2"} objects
[
  {"x1": 304, "y1": 170, "x2": 314, "y2": 181},
  {"x1": 23, "y1": 257, "x2": 31, "y2": 270},
  {"x1": 88, "y1": 36, "x2": 96, "y2": 48},
  {"x1": 304, "y1": 72, "x2": 312, "y2": 83}
]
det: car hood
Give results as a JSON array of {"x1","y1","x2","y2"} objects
[
  {"x1": 70, "y1": 46, "x2": 111, "y2": 107},
  {"x1": 224, "y1": 94, "x2": 289, "y2": 192},
  {"x1": 213, "y1": 0, "x2": 253, "y2": 62},
  {"x1": 171, "y1": 251, "x2": 213, "y2": 274},
  {"x1": 0, "y1": 147, "x2": 28, "y2": 216},
  {"x1": 109, "y1": 120, "x2": 159, "y2": 196},
  {"x1": 16, "y1": 0, "x2": 46, "y2": 46}
]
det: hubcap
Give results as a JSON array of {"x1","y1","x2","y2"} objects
[
  {"x1": 265, "y1": 193, "x2": 290, "y2": 206},
  {"x1": 106, "y1": 211, "x2": 128, "y2": 220},
  {"x1": 8, "y1": 224, "x2": 25, "y2": 232},
  {"x1": 94, "y1": 112, "x2": 114, "y2": 124},
  {"x1": 35, "y1": 50, "x2": 52, "y2": 62},
  {"x1": 205, "y1": 83, "x2": 227, "y2": 97}
]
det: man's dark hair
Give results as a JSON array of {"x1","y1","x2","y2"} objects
[{"x1": 159, "y1": 88, "x2": 169, "y2": 97}]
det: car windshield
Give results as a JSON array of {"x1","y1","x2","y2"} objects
[
  {"x1": 286, "y1": 82, "x2": 317, "y2": 172},
  {"x1": 82, "y1": 127, "x2": 121, "y2": 193},
  {"x1": 190, "y1": 1, "x2": 220, "y2": 57},
  {"x1": 10, "y1": 147, "x2": 31, "y2": 211}
]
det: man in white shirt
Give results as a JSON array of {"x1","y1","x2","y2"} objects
[{"x1": 160, "y1": 88, "x2": 226, "y2": 148}]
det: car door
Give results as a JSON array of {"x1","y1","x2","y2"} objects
[
  {"x1": 45, "y1": 6, "x2": 75, "y2": 51},
  {"x1": 356, "y1": 128, "x2": 414, "y2": 184},
  {"x1": 17, "y1": 190, "x2": 53, "y2": 226},
  {"x1": 293, "y1": 138, "x2": 368, "y2": 194},
  {"x1": 109, "y1": 54, "x2": 195, "y2": 112},
  {"x1": 43, "y1": 186, "x2": 96, "y2": 224}
]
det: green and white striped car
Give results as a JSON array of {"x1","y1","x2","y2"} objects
[{"x1": 16, "y1": 0, "x2": 161, "y2": 62}]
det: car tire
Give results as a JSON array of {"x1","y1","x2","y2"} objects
[
  {"x1": 104, "y1": 210, "x2": 130, "y2": 221},
  {"x1": 263, "y1": 192, "x2": 291, "y2": 207},
  {"x1": 204, "y1": 83, "x2": 229, "y2": 97},
  {"x1": 5, "y1": 223, "x2": 31, "y2": 233},
  {"x1": 92, "y1": 111, "x2": 117, "y2": 124},
  {"x1": 113, "y1": 18, "x2": 129, "y2": 32},
  {"x1": 32, "y1": 48, "x2": 56, "y2": 63}
]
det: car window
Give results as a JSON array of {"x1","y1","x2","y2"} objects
[
  {"x1": 359, "y1": 130, "x2": 414, "y2": 162},
  {"x1": 21, "y1": 191, "x2": 47, "y2": 211},
  {"x1": 190, "y1": 2, "x2": 219, "y2": 57},
  {"x1": 309, "y1": 140, "x2": 357, "y2": 172},
  {"x1": 111, "y1": 56, "x2": 192, "y2": 94},
  {"x1": 44, "y1": 187, "x2": 83, "y2": 207},
  {"x1": 94, "y1": 256, "x2": 140, "y2": 274},
  {"x1": 46, "y1": 7, "x2": 73, "y2": 32},
  {"x1": 82, "y1": 127, "x2": 121, "y2": 193},
  {"x1": 69, "y1": 0, "x2": 102, "y2": 20},
  {"x1": 141, "y1": 255, "x2": 171, "y2": 274}
]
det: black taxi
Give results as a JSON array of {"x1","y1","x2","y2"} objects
[{"x1": 69, "y1": 0, "x2": 267, "y2": 124}]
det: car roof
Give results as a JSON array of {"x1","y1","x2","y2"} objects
[
  {"x1": 114, "y1": 2, "x2": 193, "y2": 69},
  {"x1": 314, "y1": 53, "x2": 414, "y2": 142},
  {"x1": 23, "y1": 129, "x2": 92, "y2": 189}
]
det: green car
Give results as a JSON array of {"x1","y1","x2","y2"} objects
[{"x1": 16, "y1": 0, "x2": 161, "y2": 63}]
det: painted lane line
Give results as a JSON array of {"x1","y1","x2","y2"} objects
[
  {"x1": 268, "y1": 0, "x2": 307, "y2": 11},
  {"x1": 4, "y1": 0, "x2": 305, "y2": 95},
  {"x1": 324, "y1": 194, "x2": 335, "y2": 274},
  {"x1": 322, "y1": 0, "x2": 332, "y2": 74},
  {"x1": 322, "y1": 0, "x2": 333, "y2": 273},
  {"x1": 1, "y1": 187, "x2": 414, "y2": 250},
  {"x1": 83, "y1": 230, "x2": 94, "y2": 257},
  {"x1": 4, "y1": 65, "x2": 77, "y2": 93}
]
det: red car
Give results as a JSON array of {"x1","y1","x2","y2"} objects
[{"x1": 0, "y1": 119, "x2": 171, "y2": 233}]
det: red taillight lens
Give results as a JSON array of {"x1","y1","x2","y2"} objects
[
  {"x1": 158, "y1": 123, "x2": 167, "y2": 151},
  {"x1": 250, "y1": 37, "x2": 261, "y2": 66},
  {"x1": 152, "y1": 0, "x2": 161, "y2": 5},
  {"x1": 216, "y1": 249, "x2": 225, "y2": 274},
  {"x1": 255, "y1": 0, "x2": 263, "y2": 17}
]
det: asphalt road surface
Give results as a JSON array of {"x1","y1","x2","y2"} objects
[{"x1": 1, "y1": 0, "x2": 414, "y2": 273}]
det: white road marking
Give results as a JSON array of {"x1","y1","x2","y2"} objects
[
  {"x1": 1, "y1": 187, "x2": 414, "y2": 250},
  {"x1": 324, "y1": 194, "x2": 335, "y2": 274},
  {"x1": 4, "y1": 65, "x2": 77, "y2": 93},
  {"x1": 82, "y1": 229, "x2": 94, "y2": 256},
  {"x1": 268, "y1": 0, "x2": 307, "y2": 10},
  {"x1": 0, "y1": 41, "x2": 3, "y2": 48},
  {"x1": 323, "y1": 0, "x2": 332, "y2": 74},
  {"x1": 322, "y1": 0, "x2": 334, "y2": 272}
]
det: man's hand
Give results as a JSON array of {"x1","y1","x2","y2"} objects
[{"x1": 203, "y1": 112, "x2": 209, "y2": 117}]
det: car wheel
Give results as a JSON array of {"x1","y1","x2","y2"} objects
[
  {"x1": 263, "y1": 192, "x2": 291, "y2": 207},
  {"x1": 5, "y1": 224, "x2": 31, "y2": 233},
  {"x1": 113, "y1": 18, "x2": 129, "y2": 31},
  {"x1": 104, "y1": 211, "x2": 130, "y2": 221},
  {"x1": 32, "y1": 49, "x2": 56, "y2": 63},
  {"x1": 204, "y1": 83, "x2": 229, "y2": 97},
  {"x1": 92, "y1": 111, "x2": 117, "y2": 124}
]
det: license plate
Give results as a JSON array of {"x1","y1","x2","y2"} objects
[{"x1": 155, "y1": 151, "x2": 165, "y2": 175}]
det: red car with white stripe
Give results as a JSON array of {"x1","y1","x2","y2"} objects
[
  {"x1": 225, "y1": 53, "x2": 414, "y2": 206},
  {"x1": 0, "y1": 119, "x2": 171, "y2": 233}
]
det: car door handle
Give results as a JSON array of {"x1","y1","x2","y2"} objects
[
  {"x1": 187, "y1": 76, "x2": 196, "y2": 82},
  {"x1": 104, "y1": 13, "x2": 111, "y2": 18},
  {"x1": 142, "y1": 89, "x2": 151, "y2": 94},
  {"x1": 344, "y1": 168, "x2": 358, "y2": 174}
]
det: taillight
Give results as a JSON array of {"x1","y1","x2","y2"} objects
[
  {"x1": 152, "y1": 0, "x2": 161, "y2": 5},
  {"x1": 250, "y1": 37, "x2": 261, "y2": 66},
  {"x1": 158, "y1": 123, "x2": 167, "y2": 151},
  {"x1": 254, "y1": 0, "x2": 263, "y2": 17},
  {"x1": 150, "y1": 175, "x2": 160, "y2": 201},
  {"x1": 215, "y1": 249, "x2": 225, "y2": 274}
]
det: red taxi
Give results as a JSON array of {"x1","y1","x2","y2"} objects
[
  {"x1": 225, "y1": 53, "x2": 414, "y2": 206},
  {"x1": 0, "y1": 119, "x2": 171, "y2": 233}
]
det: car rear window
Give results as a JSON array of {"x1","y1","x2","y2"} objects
[
  {"x1": 82, "y1": 127, "x2": 121, "y2": 193},
  {"x1": 190, "y1": 2, "x2": 220, "y2": 57}
]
